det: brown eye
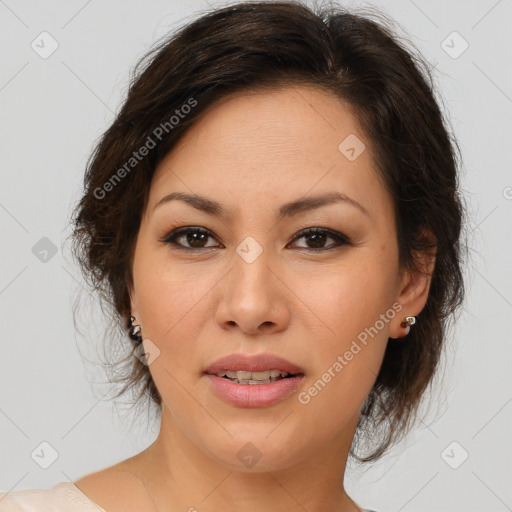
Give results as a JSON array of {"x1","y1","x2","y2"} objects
[
  {"x1": 288, "y1": 228, "x2": 351, "y2": 251},
  {"x1": 162, "y1": 227, "x2": 220, "y2": 250}
]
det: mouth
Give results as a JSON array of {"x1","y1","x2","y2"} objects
[
  {"x1": 210, "y1": 369, "x2": 304, "y2": 385},
  {"x1": 203, "y1": 353, "x2": 306, "y2": 407}
]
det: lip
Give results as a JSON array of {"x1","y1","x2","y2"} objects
[
  {"x1": 204, "y1": 352, "x2": 305, "y2": 375},
  {"x1": 204, "y1": 374, "x2": 305, "y2": 407}
]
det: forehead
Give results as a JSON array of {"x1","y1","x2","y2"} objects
[{"x1": 149, "y1": 85, "x2": 393, "y2": 225}]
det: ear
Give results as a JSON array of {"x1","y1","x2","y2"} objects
[{"x1": 389, "y1": 229, "x2": 437, "y2": 339}]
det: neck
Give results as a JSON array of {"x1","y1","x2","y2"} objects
[{"x1": 132, "y1": 404, "x2": 363, "y2": 512}]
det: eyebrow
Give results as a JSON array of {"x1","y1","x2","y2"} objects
[{"x1": 153, "y1": 191, "x2": 369, "y2": 219}]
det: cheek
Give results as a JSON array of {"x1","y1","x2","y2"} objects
[
  {"x1": 297, "y1": 257, "x2": 393, "y2": 344},
  {"x1": 133, "y1": 238, "x2": 211, "y2": 331},
  {"x1": 132, "y1": 249, "x2": 219, "y2": 384},
  {"x1": 296, "y1": 282, "x2": 391, "y2": 436},
  {"x1": 294, "y1": 257, "x2": 394, "y2": 406}
]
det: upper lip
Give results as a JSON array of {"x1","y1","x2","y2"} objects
[{"x1": 204, "y1": 352, "x2": 305, "y2": 375}]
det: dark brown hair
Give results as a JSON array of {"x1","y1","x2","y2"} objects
[{"x1": 69, "y1": 0, "x2": 468, "y2": 463}]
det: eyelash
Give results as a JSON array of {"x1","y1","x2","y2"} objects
[{"x1": 160, "y1": 226, "x2": 352, "y2": 253}]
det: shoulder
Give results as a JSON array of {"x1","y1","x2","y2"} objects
[
  {"x1": 0, "y1": 457, "x2": 145, "y2": 512},
  {"x1": 73, "y1": 459, "x2": 154, "y2": 512},
  {"x1": 0, "y1": 482, "x2": 105, "y2": 511}
]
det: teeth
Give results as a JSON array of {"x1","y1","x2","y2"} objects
[{"x1": 216, "y1": 369, "x2": 292, "y2": 383}]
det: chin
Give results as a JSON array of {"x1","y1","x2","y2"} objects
[{"x1": 202, "y1": 431, "x2": 308, "y2": 473}]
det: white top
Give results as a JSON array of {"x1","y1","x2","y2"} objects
[
  {"x1": 0, "y1": 482, "x2": 377, "y2": 512},
  {"x1": 0, "y1": 482, "x2": 106, "y2": 512}
]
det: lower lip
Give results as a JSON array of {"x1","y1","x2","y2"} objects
[{"x1": 204, "y1": 374, "x2": 305, "y2": 408}]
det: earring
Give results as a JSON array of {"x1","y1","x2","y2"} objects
[
  {"x1": 399, "y1": 316, "x2": 416, "y2": 337},
  {"x1": 128, "y1": 315, "x2": 143, "y2": 343},
  {"x1": 400, "y1": 316, "x2": 416, "y2": 329}
]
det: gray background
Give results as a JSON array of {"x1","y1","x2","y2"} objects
[{"x1": 1, "y1": 1, "x2": 511, "y2": 511}]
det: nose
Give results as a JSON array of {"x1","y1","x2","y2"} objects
[{"x1": 214, "y1": 245, "x2": 291, "y2": 336}]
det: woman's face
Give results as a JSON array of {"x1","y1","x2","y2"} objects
[{"x1": 129, "y1": 85, "x2": 428, "y2": 471}]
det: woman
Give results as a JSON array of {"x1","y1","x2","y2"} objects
[{"x1": 0, "y1": 1, "x2": 467, "y2": 511}]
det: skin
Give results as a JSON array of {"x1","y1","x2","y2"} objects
[{"x1": 75, "y1": 85, "x2": 435, "y2": 512}]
